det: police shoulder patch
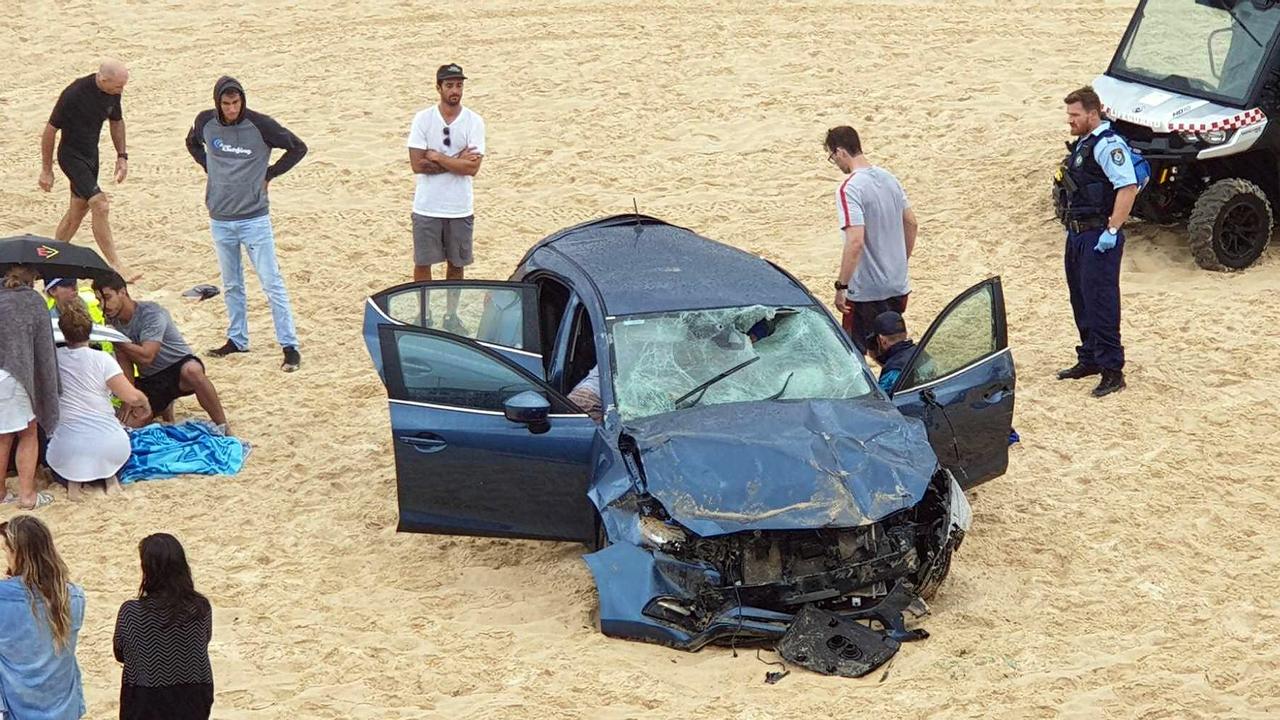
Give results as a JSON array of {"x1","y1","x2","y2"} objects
[{"x1": 1111, "y1": 147, "x2": 1126, "y2": 166}]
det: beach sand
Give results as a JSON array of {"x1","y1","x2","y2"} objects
[{"x1": 2, "y1": 1, "x2": 1280, "y2": 717}]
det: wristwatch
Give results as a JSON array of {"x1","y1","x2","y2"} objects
[
  {"x1": 1107, "y1": 226, "x2": 1119, "y2": 235},
  {"x1": 834, "y1": 280, "x2": 848, "y2": 291},
  {"x1": 117, "y1": 152, "x2": 128, "y2": 160}
]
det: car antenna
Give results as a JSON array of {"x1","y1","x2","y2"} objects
[{"x1": 632, "y1": 197, "x2": 643, "y2": 238}]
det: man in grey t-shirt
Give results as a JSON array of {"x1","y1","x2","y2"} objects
[
  {"x1": 824, "y1": 126, "x2": 918, "y2": 354},
  {"x1": 93, "y1": 273, "x2": 229, "y2": 431}
]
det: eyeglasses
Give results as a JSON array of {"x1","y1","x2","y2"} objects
[
  {"x1": 826, "y1": 151, "x2": 836, "y2": 165},
  {"x1": 442, "y1": 126, "x2": 451, "y2": 147}
]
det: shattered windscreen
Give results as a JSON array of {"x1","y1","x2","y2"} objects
[{"x1": 609, "y1": 305, "x2": 873, "y2": 421}]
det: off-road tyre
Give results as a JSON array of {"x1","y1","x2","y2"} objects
[{"x1": 1188, "y1": 178, "x2": 1273, "y2": 271}]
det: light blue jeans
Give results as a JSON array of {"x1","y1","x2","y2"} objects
[{"x1": 210, "y1": 214, "x2": 299, "y2": 350}]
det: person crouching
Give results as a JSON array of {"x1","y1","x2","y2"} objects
[{"x1": 46, "y1": 297, "x2": 149, "y2": 501}]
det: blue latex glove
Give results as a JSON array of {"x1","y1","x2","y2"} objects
[{"x1": 1094, "y1": 228, "x2": 1118, "y2": 253}]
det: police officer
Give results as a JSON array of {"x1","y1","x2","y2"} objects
[{"x1": 1053, "y1": 86, "x2": 1138, "y2": 398}]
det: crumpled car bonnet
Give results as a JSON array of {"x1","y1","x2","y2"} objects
[{"x1": 625, "y1": 399, "x2": 938, "y2": 537}]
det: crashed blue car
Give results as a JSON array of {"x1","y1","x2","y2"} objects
[{"x1": 362, "y1": 215, "x2": 1015, "y2": 656}]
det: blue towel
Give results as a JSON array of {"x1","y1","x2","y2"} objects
[{"x1": 119, "y1": 420, "x2": 249, "y2": 484}]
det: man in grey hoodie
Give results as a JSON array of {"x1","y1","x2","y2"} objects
[{"x1": 185, "y1": 76, "x2": 307, "y2": 372}]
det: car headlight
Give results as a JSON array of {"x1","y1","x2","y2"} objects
[
  {"x1": 1198, "y1": 129, "x2": 1229, "y2": 145},
  {"x1": 639, "y1": 514, "x2": 688, "y2": 547},
  {"x1": 1179, "y1": 131, "x2": 1199, "y2": 144}
]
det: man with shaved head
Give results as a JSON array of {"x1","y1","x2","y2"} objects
[{"x1": 38, "y1": 60, "x2": 136, "y2": 281}]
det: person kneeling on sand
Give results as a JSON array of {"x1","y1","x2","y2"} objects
[
  {"x1": 92, "y1": 272, "x2": 230, "y2": 433},
  {"x1": 47, "y1": 297, "x2": 149, "y2": 501}
]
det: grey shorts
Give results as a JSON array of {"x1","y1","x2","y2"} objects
[{"x1": 412, "y1": 213, "x2": 474, "y2": 267}]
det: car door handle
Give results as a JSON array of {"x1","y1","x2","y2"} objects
[
  {"x1": 982, "y1": 385, "x2": 1011, "y2": 403},
  {"x1": 398, "y1": 434, "x2": 448, "y2": 453}
]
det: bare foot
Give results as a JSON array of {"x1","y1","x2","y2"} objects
[
  {"x1": 104, "y1": 476, "x2": 123, "y2": 495},
  {"x1": 68, "y1": 483, "x2": 84, "y2": 502}
]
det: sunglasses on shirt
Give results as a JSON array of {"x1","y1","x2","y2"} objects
[{"x1": 443, "y1": 126, "x2": 450, "y2": 147}]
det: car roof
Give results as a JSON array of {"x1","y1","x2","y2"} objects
[{"x1": 523, "y1": 215, "x2": 815, "y2": 316}]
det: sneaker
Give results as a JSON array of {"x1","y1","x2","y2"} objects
[
  {"x1": 1092, "y1": 369, "x2": 1126, "y2": 398},
  {"x1": 443, "y1": 314, "x2": 468, "y2": 335},
  {"x1": 282, "y1": 346, "x2": 301, "y2": 372},
  {"x1": 208, "y1": 339, "x2": 248, "y2": 357},
  {"x1": 1056, "y1": 363, "x2": 1101, "y2": 380}
]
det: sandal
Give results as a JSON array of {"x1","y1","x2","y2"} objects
[
  {"x1": 17, "y1": 492, "x2": 54, "y2": 510},
  {"x1": 1, "y1": 492, "x2": 15, "y2": 504}
]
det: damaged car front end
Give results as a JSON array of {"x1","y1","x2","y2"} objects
[{"x1": 584, "y1": 399, "x2": 971, "y2": 653}]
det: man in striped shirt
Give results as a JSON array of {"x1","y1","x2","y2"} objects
[{"x1": 825, "y1": 126, "x2": 917, "y2": 355}]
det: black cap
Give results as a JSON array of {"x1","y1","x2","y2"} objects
[
  {"x1": 437, "y1": 64, "x2": 466, "y2": 82},
  {"x1": 873, "y1": 311, "x2": 907, "y2": 337}
]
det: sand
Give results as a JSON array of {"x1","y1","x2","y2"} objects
[{"x1": 2, "y1": 1, "x2": 1279, "y2": 717}]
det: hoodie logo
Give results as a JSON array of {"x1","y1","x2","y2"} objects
[{"x1": 212, "y1": 137, "x2": 253, "y2": 156}]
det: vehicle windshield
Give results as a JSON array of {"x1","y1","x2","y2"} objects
[
  {"x1": 1114, "y1": 0, "x2": 1280, "y2": 104},
  {"x1": 609, "y1": 305, "x2": 873, "y2": 421}
]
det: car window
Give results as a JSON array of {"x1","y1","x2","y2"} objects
[
  {"x1": 394, "y1": 331, "x2": 542, "y2": 411},
  {"x1": 609, "y1": 305, "x2": 872, "y2": 421},
  {"x1": 380, "y1": 285, "x2": 532, "y2": 350},
  {"x1": 899, "y1": 283, "x2": 997, "y2": 391}
]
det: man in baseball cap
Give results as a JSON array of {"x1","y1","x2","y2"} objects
[
  {"x1": 871, "y1": 310, "x2": 916, "y2": 394},
  {"x1": 406, "y1": 62, "x2": 486, "y2": 333}
]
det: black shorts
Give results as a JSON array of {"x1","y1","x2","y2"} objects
[
  {"x1": 843, "y1": 294, "x2": 910, "y2": 355},
  {"x1": 57, "y1": 148, "x2": 102, "y2": 200},
  {"x1": 136, "y1": 355, "x2": 202, "y2": 414}
]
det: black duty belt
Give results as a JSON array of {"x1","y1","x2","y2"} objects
[{"x1": 1066, "y1": 217, "x2": 1107, "y2": 234}]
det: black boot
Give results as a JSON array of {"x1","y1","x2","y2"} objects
[
  {"x1": 1092, "y1": 369, "x2": 1126, "y2": 397},
  {"x1": 1056, "y1": 362, "x2": 1101, "y2": 380}
]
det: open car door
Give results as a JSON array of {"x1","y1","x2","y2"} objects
[
  {"x1": 376, "y1": 324, "x2": 597, "y2": 541},
  {"x1": 892, "y1": 277, "x2": 1015, "y2": 488},
  {"x1": 363, "y1": 280, "x2": 545, "y2": 379}
]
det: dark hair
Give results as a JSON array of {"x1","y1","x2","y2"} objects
[
  {"x1": 92, "y1": 271, "x2": 128, "y2": 295},
  {"x1": 57, "y1": 296, "x2": 93, "y2": 345},
  {"x1": 824, "y1": 126, "x2": 863, "y2": 156},
  {"x1": 1064, "y1": 86, "x2": 1103, "y2": 113},
  {"x1": 138, "y1": 534, "x2": 209, "y2": 626}
]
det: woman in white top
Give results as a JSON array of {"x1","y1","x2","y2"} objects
[{"x1": 46, "y1": 298, "x2": 149, "y2": 500}]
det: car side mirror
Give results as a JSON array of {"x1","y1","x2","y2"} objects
[{"x1": 504, "y1": 391, "x2": 551, "y2": 432}]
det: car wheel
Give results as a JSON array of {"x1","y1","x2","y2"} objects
[{"x1": 1188, "y1": 178, "x2": 1273, "y2": 271}]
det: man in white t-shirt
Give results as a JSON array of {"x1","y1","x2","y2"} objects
[{"x1": 406, "y1": 63, "x2": 485, "y2": 332}]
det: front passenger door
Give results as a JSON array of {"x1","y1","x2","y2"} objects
[
  {"x1": 892, "y1": 277, "x2": 1015, "y2": 488},
  {"x1": 379, "y1": 325, "x2": 598, "y2": 541}
]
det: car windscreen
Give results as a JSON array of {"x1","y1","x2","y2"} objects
[
  {"x1": 1113, "y1": 0, "x2": 1280, "y2": 104},
  {"x1": 609, "y1": 305, "x2": 873, "y2": 421}
]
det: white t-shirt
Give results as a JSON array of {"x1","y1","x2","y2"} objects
[
  {"x1": 407, "y1": 105, "x2": 486, "y2": 218},
  {"x1": 46, "y1": 346, "x2": 131, "y2": 481}
]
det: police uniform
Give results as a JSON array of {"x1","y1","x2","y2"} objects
[{"x1": 1057, "y1": 120, "x2": 1136, "y2": 381}]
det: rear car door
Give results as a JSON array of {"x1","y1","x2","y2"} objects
[
  {"x1": 376, "y1": 324, "x2": 598, "y2": 541},
  {"x1": 892, "y1": 277, "x2": 1015, "y2": 488},
  {"x1": 364, "y1": 281, "x2": 544, "y2": 378}
]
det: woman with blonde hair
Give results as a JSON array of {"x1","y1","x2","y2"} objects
[
  {"x1": 0, "y1": 265, "x2": 61, "y2": 510},
  {"x1": 0, "y1": 515, "x2": 86, "y2": 719},
  {"x1": 46, "y1": 296, "x2": 149, "y2": 500}
]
